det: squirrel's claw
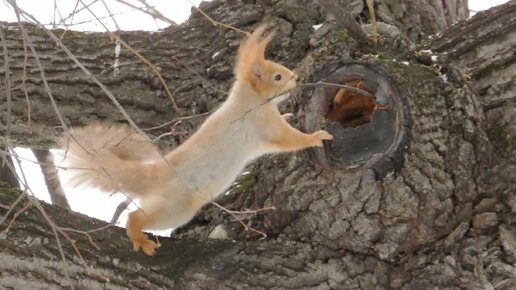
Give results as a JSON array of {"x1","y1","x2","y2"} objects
[
  {"x1": 130, "y1": 233, "x2": 161, "y2": 256},
  {"x1": 311, "y1": 130, "x2": 333, "y2": 147}
]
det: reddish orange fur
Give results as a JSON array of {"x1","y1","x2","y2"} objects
[{"x1": 235, "y1": 24, "x2": 269, "y2": 87}]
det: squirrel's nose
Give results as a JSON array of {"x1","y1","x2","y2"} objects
[{"x1": 294, "y1": 74, "x2": 299, "y2": 81}]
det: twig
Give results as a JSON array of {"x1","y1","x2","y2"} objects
[
  {"x1": 3, "y1": 144, "x2": 111, "y2": 284},
  {"x1": 60, "y1": 0, "x2": 99, "y2": 23},
  {"x1": 299, "y1": 82, "x2": 375, "y2": 99},
  {"x1": 152, "y1": 124, "x2": 187, "y2": 142},
  {"x1": 365, "y1": 0, "x2": 378, "y2": 45},
  {"x1": 9, "y1": 2, "x2": 181, "y2": 194},
  {"x1": 0, "y1": 190, "x2": 26, "y2": 228},
  {"x1": 58, "y1": 0, "x2": 80, "y2": 41},
  {"x1": 43, "y1": 204, "x2": 87, "y2": 266},
  {"x1": 10, "y1": 3, "x2": 71, "y2": 135},
  {"x1": 151, "y1": 118, "x2": 188, "y2": 142},
  {"x1": 115, "y1": 0, "x2": 177, "y2": 26},
  {"x1": 9, "y1": 3, "x2": 148, "y2": 138},
  {"x1": 57, "y1": 8, "x2": 140, "y2": 31},
  {"x1": 224, "y1": 206, "x2": 276, "y2": 215},
  {"x1": 119, "y1": 37, "x2": 179, "y2": 111},
  {"x1": 60, "y1": 223, "x2": 116, "y2": 251},
  {"x1": 3, "y1": 200, "x2": 31, "y2": 233},
  {"x1": 143, "y1": 111, "x2": 211, "y2": 131},
  {"x1": 0, "y1": 142, "x2": 74, "y2": 287},
  {"x1": 0, "y1": 203, "x2": 9, "y2": 209},
  {"x1": 0, "y1": 24, "x2": 12, "y2": 159},
  {"x1": 0, "y1": 148, "x2": 99, "y2": 172},
  {"x1": 101, "y1": 0, "x2": 121, "y2": 30},
  {"x1": 188, "y1": 0, "x2": 248, "y2": 35},
  {"x1": 78, "y1": 0, "x2": 180, "y2": 113},
  {"x1": 211, "y1": 202, "x2": 273, "y2": 238}
]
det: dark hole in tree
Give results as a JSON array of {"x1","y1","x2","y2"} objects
[
  {"x1": 325, "y1": 80, "x2": 389, "y2": 129},
  {"x1": 305, "y1": 63, "x2": 409, "y2": 177}
]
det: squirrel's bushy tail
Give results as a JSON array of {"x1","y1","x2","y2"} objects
[{"x1": 55, "y1": 123, "x2": 162, "y2": 196}]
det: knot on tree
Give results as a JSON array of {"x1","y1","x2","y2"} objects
[{"x1": 305, "y1": 63, "x2": 410, "y2": 178}]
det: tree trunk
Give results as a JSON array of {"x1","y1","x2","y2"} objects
[
  {"x1": 1, "y1": 0, "x2": 515, "y2": 289},
  {"x1": 31, "y1": 148, "x2": 70, "y2": 210}
]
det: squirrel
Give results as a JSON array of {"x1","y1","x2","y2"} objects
[{"x1": 56, "y1": 24, "x2": 333, "y2": 256}]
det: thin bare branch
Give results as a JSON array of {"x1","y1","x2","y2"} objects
[
  {"x1": 78, "y1": 0, "x2": 180, "y2": 113},
  {"x1": 60, "y1": 0, "x2": 100, "y2": 23},
  {"x1": 224, "y1": 206, "x2": 276, "y2": 215},
  {"x1": 10, "y1": 3, "x2": 71, "y2": 134},
  {"x1": 211, "y1": 202, "x2": 273, "y2": 238},
  {"x1": 58, "y1": 0, "x2": 81, "y2": 40},
  {"x1": 143, "y1": 111, "x2": 211, "y2": 131},
  {"x1": 100, "y1": 0, "x2": 121, "y2": 31},
  {"x1": 115, "y1": 0, "x2": 177, "y2": 26},
  {"x1": 60, "y1": 223, "x2": 116, "y2": 251},
  {"x1": 0, "y1": 189, "x2": 26, "y2": 228},
  {"x1": 3, "y1": 199, "x2": 31, "y2": 233},
  {"x1": 8, "y1": 2, "x2": 147, "y2": 138},
  {"x1": 0, "y1": 24, "x2": 13, "y2": 155},
  {"x1": 299, "y1": 82, "x2": 375, "y2": 99},
  {"x1": 188, "y1": 0, "x2": 248, "y2": 35},
  {"x1": 365, "y1": 0, "x2": 378, "y2": 45},
  {"x1": 56, "y1": 8, "x2": 139, "y2": 31},
  {"x1": 0, "y1": 142, "x2": 74, "y2": 286}
]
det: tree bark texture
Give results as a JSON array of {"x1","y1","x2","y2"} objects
[{"x1": 1, "y1": 0, "x2": 515, "y2": 289}]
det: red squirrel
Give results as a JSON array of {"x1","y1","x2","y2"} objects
[{"x1": 56, "y1": 24, "x2": 333, "y2": 255}]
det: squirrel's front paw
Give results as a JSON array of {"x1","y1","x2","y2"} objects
[
  {"x1": 131, "y1": 233, "x2": 161, "y2": 256},
  {"x1": 311, "y1": 130, "x2": 333, "y2": 147}
]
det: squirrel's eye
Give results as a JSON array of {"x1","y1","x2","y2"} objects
[{"x1": 274, "y1": 74, "x2": 282, "y2": 81}]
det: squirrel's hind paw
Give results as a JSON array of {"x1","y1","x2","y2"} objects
[{"x1": 130, "y1": 233, "x2": 161, "y2": 256}]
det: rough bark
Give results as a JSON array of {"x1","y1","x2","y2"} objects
[
  {"x1": 1, "y1": 0, "x2": 515, "y2": 289},
  {"x1": 372, "y1": 0, "x2": 469, "y2": 42},
  {"x1": 432, "y1": 0, "x2": 516, "y2": 164}
]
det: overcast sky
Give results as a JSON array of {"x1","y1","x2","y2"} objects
[{"x1": 2, "y1": 0, "x2": 510, "y2": 235}]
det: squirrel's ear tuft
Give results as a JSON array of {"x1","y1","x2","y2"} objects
[
  {"x1": 257, "y1": 31, "x2": 274, "y2": 55},
  {"x1": 235, "y1": 23, "x2": 274, "y2": 90}
]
